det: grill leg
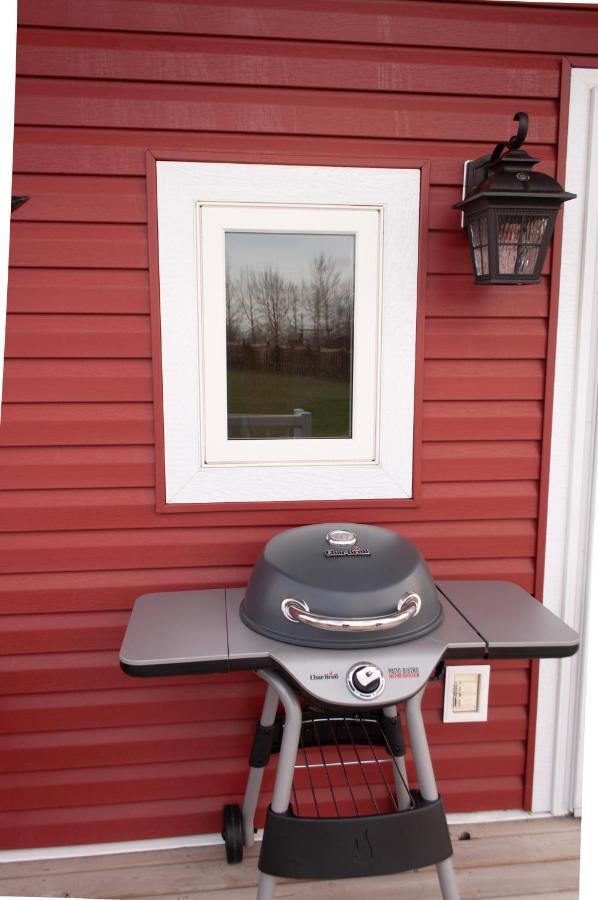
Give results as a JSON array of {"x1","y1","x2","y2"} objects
[
  {"x1": 383, "y1": 704, "x2": 411, "y2": 811},
  {"x1": 405, "y1": 687, "x2": 460, "y2": 900},
  {"x1": 255, "y1": 669, "x2": 303, "y2": 900},
  {"x1": 242, "y1": 684, "x2": 279, "y2": 847}
]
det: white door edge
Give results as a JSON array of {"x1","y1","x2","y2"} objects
[{"x1": 532, "y1": 68, "x2": 598, "y2": 815}]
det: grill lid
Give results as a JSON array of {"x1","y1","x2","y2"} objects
[{"x1": 240, "y1": 523, "x2": 443, "y2": 649}]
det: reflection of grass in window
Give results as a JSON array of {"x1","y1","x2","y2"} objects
[{"x1": 227, "y1": 369, "x2": 351, "y2": 438}]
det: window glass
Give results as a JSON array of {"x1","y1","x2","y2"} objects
[{"x1": 225, "y1": 232, "x2": 355, "y2": 440}]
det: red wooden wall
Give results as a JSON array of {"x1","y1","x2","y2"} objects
[{"x1": 2, "y1": 0, "x2": 597, "y2": 850}]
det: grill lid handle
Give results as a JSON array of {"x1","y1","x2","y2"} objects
[{"x1": 280, "y1": 592, "x2": 422, "y2": 632}]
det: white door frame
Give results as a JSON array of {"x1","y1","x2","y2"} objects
[{"x1": 532, "y1": 67, "x2": 598, "y2": 815}]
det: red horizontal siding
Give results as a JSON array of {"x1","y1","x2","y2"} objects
[
  {"x1": 14, "y1": 80, "x2": 559, "y2": 142},
  {"x1": 10, "y1": 175, "x2": 147, "y2": 224},
  {"x1": 0, "y1": 400, "x2": 542, "y2": 446},
  {"x1": 2, "y1": 741, "x2": 527, "y2": 811},
  {"x1": 1, "y1": 773, "x2": 525, "y2": 849},
  {"x1": 0, "y1": 521, "x2": 537, "y2": 575},
  {"x1": 0, "y1": 446, "x2": 155, "y2": 490},
  {"x1": 423, "y1": 360, "x2": 545, "y2": 400},
  {"x1": 0, "y1": 568, "x2": 256, "y2": 615},
  {"x1": 422, "y1": 442, "x2": 541, "y2": 481},
  {"x1": 9, "y1": 178, "x2": 472, "y2": 231},
  {"x1": 4, "y1": 0, "x2": 597, "y2": 850},
  {"x1": 4, "y1": 316, "x2": 549, "y2": 361},
  {"x1": 0, "y1": 482, "x2": 539, "y2": 533},
  {"x1": 0, "y1": 664, "x2": 528, "y2": 734},
  {"x1": 5, "y1": 315, "x2": 151, "y2": 358},
  {"x1": 0, "y1": 704, "x2": 528, "y2": 774},
  {"x1": 0, "y1": 559, "x2": 536, "y2": 617},
  {"x1": 8, "y1": 223, "x2": 553, "y2": 277},
  {"x1": 425, "y1": 319, "x2": 547, "y2": 359},
  {"x1": 7, "y1": 268, "x2": 149, "y2": 314},
  {"x1": 8, "y1": 223, "x2": 149, "y2": 269},
  {"x1": 425, "y1": 275, "x2": 550, "y2": 318},
  {"x1": 2, "y1": 358, "x2": 545, "y2": 403},
  {"x1": 11, "y1": 125, "x2": 556, "y2": 183},
  {"x1": 423, "y1": 402, "x2": 543, "y2": 441},
  {"x1": 17, "y1": 0, "x2": 598, "y2": 54},
  {"x1": 0, "y1": 443, "x2": 542, "y2": 491},
  {"x1": 3, "y1": 359, "x2": 153, "y2": 402},
  {"x1": 0, "y1": 404, "x2": 155, "y2": 446},
  {"x1": 16, "y1": 29, "x2": 561, "y2": 98}
]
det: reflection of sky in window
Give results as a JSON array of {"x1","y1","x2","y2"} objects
[{"x1": 225, "y1": 232, "x2": 355, "y2": 283}]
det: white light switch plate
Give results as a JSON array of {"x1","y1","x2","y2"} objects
[{"x1": 443, "y1": 664, "x2": 490, "y2": 723}]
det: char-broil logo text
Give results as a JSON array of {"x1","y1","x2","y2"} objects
[
  {"x1": 324, "y1": 546, "x2": 371, "y2": 558},
  {"x1": 388, "y1": 666, "x2": 420, "y2": 679},
  {"x1": 309, "y1": 671, "x2": 339, "y2": 681}
]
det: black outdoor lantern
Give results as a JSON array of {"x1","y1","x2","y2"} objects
[{"x1": 454, "y1": 112, "x2": 575, "y2": 284}]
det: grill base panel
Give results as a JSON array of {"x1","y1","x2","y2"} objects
[{"x1": 258, "y1": 793, "x2": 453, "y2": 880}]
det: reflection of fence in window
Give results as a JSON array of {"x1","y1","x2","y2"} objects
[
  {"x1": 228, "y1": 408, "x2": 312, "y2": 440},
  {"x1": 227, "y1": 343, "x2": 351, "y2": 379}
]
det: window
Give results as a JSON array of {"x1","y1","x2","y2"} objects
[{"x1": 154, "y1": 161, "x2": 421, "y2": 504}]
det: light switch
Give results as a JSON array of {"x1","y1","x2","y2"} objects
[
  {"x1": 443, "y1": 665, "x2": 490, "y2": 723},
  {"x1": 452, "y1": 673, "x2": 480, "y2": 713}
]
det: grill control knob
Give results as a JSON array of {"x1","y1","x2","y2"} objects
[{"x1": 347, "y1": 663, "x2": 385, "y2": 700}]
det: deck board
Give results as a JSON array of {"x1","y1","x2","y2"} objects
[{"x1": 0, "y1": 816, "x2": 580, "y2": 898}]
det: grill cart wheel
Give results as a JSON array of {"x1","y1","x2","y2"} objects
[{"x1": 222, "y1": 803, "x2": 244, "y2": 864}]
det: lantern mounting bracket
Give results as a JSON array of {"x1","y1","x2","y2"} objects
[
  {"x1": 463, "y1": 113, "x2": 532, "y2": 198},
  {"x1": 489, "y1": 111, "x2": 529, "y2": 164}
]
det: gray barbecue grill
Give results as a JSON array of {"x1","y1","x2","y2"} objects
[{"x1": 120, "y1": 523, "x2": 579, "y2": 900}]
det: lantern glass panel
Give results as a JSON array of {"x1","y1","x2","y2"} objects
[
  {"x1": 473, "y1": 246, "x2": 482, "y2": 275},
  {"x1": 497, "y1": 213, "x2": 549, "y2": 276},
  {"x1": 480, "y1": 218, "x2": 488, "y2": 245},
  {"x1": 481, "y1": 245, "x2": 489, "y2": 275},
  {"x1": 469, "y1": 217, "x2": 490, "y2": 276}
]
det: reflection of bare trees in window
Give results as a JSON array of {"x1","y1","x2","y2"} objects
[
  {"x1": 308, "y1": 252, "x2": 341, "y2": 347},
  {"x1": 257, "y1": 266, "x2": 290, "y2": 349},
  {"x1": 227, "y1": 253, "x2": 353, "y2": 353},
  {"x1": 237, "y1": 267, "x2": 260, "y2": 344},
  {"x1": 226, "y1": 245, "x2": 354, "y2": 437},
  {"x1": 225, "y1": 274, "x2": 240, "y2": 342}
]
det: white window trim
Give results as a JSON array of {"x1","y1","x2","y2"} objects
[
  {"x1": 156, "y1": 162, "x2": 420, "y2": 504},
  {"x1": 533, "y1": 68, "x2": 598, "y2": 816}
]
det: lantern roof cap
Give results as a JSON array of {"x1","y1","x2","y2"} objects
[{"x1": 453, "y1": 147, "x2": 575, "y2": 210}]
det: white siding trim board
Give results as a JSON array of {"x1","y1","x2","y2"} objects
[{"x1": 533, "y1": 67, "x2": 598, "y2": 817}]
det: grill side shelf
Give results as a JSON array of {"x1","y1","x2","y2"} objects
[
  {"x1": 437, "y1": 580, "x2": 579, "y2": 659},
  {"x1": 119, "y1": 590, "x2": 230, "y2": 676},
  {"x1": 435, "y1": 582, "x2": 489, "y2": 658}
]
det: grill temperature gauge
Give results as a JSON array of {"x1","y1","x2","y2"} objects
[{"x1": 347, "y1": 663, "x2": 385, "y2": 700}]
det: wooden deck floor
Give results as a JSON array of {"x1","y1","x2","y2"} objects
[{"x1": 0, "y1": 816, "x2": 580, "y2": 900}]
